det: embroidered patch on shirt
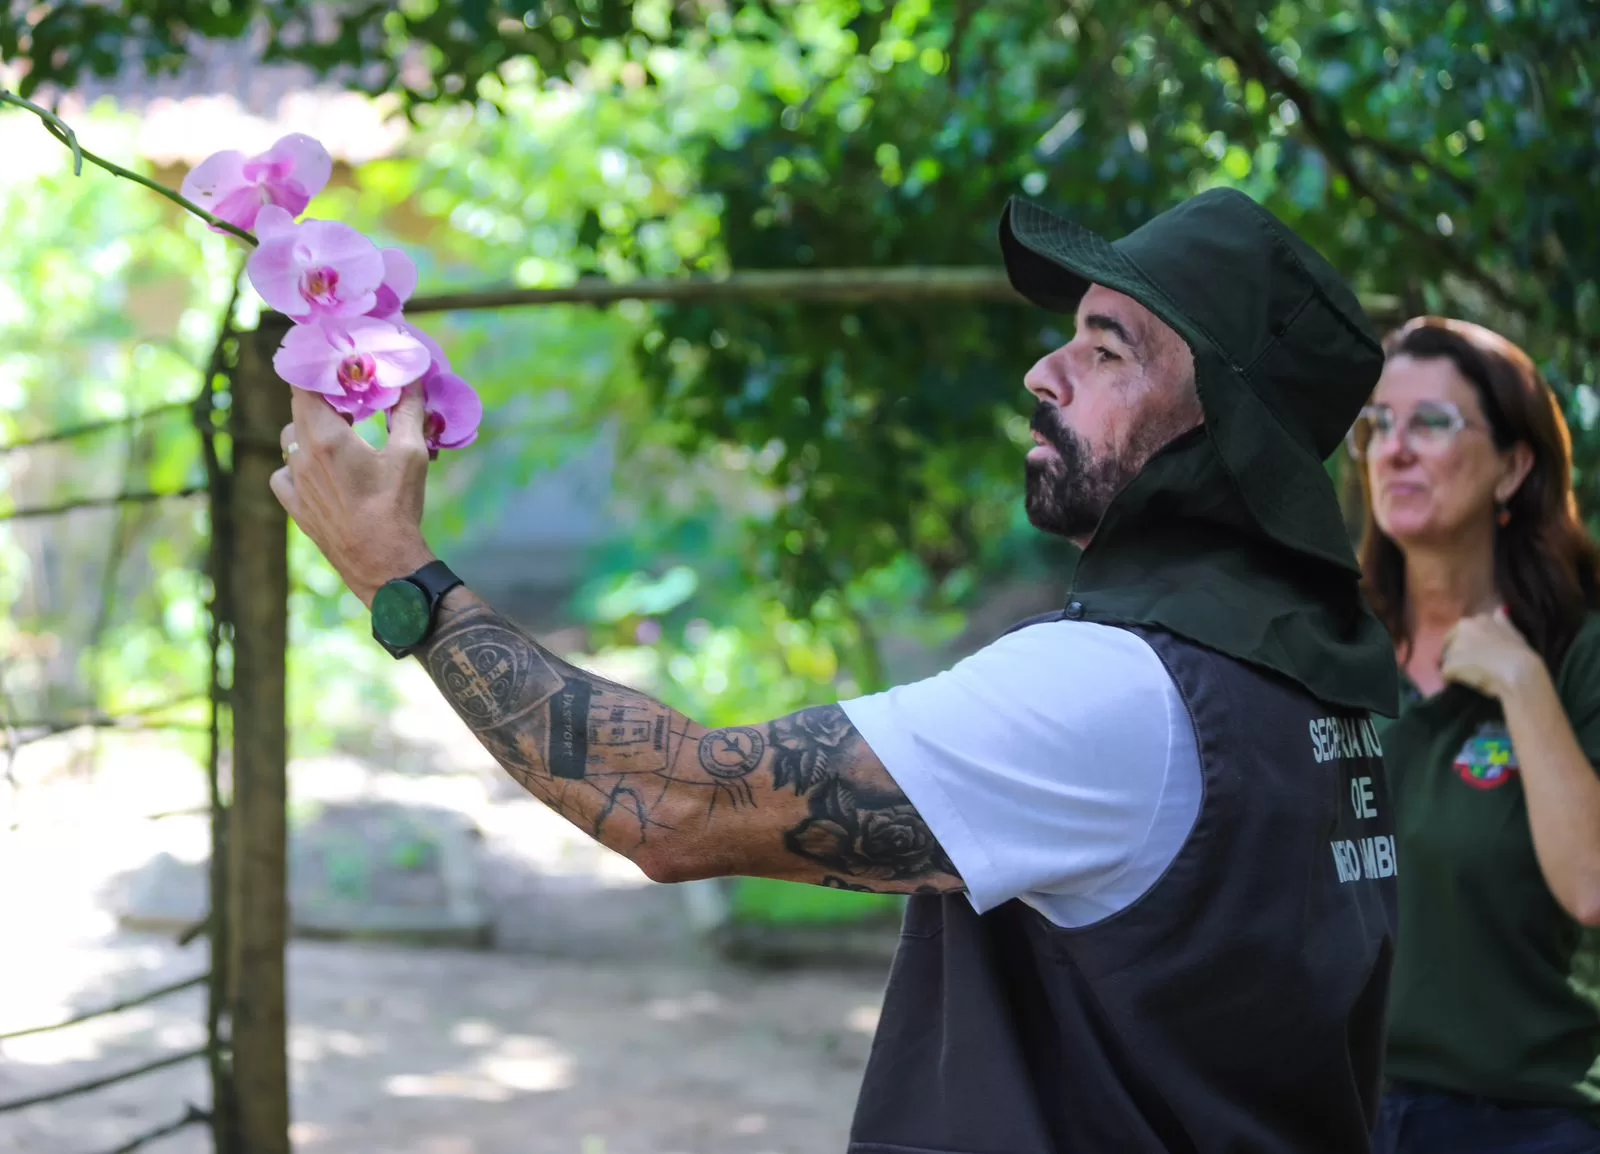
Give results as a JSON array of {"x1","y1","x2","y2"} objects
[{"x1": 1452, "y1": 723, "x2": 1520, "y2": 790}]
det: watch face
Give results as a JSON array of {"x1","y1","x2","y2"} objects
[{"x1": 372, "y1": 579, "x2": 430, "y2": 649}]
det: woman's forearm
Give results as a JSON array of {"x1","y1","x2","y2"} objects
[{"x1": 1500, "y1": 661, "x2": 1600, "y2": 926}]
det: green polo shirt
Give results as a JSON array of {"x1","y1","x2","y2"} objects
[{"x1": 1381, "y1": 612, "x2": 1600, "y2": 1109}]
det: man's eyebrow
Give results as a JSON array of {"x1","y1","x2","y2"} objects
[{"x1": 1082, "y1": 313, "x2": 1141, "y2": 349}]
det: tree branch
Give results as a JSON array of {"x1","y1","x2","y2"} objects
[
  {"x1": 1174, "y1": 0, "x2": 1530, "y2": 318},
  {"x1": 945, "y1": 0, "x2": 976, "y2": 91},
  {"x1": 0, "y1": 975, "x2": 207, "y2": 1042},
  {"x1": 1349, "y1": 132, "x2": 1478, "y2": 203},
  {"x1": 2, "y1": 695, "x2": 209, "y2": 742},
  {"x1": 98, "y1": 1105, "x2": 210, "y2": 1154},
  {"x1": 0, "y1": 486, "x2": 205, "y2": 523},
  {"x1": 0, "y1": 1047, "x2": 207, "y2": 1114},
  {"x1": 406, "y1": 267, "x2": 1029, "y2": 313},
  {"x1": 0, "y1": 90, "x2": 257, "y2": 246},
  {"x1": 197, "y1": 273, "x2": 241, "y2": 1154},
  {"x1": 407, "y1": 266, "x2": 1400, "y2": 316},
  {"x1": 0, "y1": 401, "x2": 192, "y2": 455}
]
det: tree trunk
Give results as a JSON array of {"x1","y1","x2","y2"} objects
[{"x1": 226, "y1": 321, "x2": 292, "y2": 1154}]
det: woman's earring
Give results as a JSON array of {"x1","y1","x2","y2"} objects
[{"x1": 1495, "y1": 501, "x2": 1512, "y2": 528}]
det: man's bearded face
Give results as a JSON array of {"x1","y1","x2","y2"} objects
[
  {"x1": 1023, "y1": 399, "x2": 1145, "y2": 539},
  {"x1": 1021, "y1": 284, "x2": 1200, "y2": 542}
]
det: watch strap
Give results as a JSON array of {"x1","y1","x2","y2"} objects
[
  {"x1": 372, "y1": 560, "x2": 463, "y2": 659},
  {"x1": 408, "y1": 559, "x2": 464, "y2": 604}
]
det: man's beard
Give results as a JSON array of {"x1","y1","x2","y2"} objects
[{"x1": 1024, "y1": 401, "x2": 1139, "y2": 539}]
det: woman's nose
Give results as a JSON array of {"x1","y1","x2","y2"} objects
[{"x1": 1370, "y1": 424, "x2": 1417, "y2": 465}]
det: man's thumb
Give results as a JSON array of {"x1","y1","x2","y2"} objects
[{"x1": 390, "y1": 380, "x2": 427, "y2": 448}]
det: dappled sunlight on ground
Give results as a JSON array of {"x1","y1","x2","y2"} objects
[
  {"x1": 1, "y1": 926, "x2": 888, "y2": 1152},
  {"x1": 384, "y1": 1033, "x2": 576, "y2": 1101},
  {"x1": 0, "y1": 719, "x2": 890, "y2": 1153}
]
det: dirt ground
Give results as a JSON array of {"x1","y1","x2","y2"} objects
[{"x1": 0, "y1": 673, "x2": 892, "y2": 1154}]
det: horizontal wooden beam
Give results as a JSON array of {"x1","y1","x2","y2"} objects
[
  {"x1": 405, "y1": 267, "x2": 1018, "y2": 313},
  {"x1": 405, "y1": 267, "x2": 1401, "y2": 320}
]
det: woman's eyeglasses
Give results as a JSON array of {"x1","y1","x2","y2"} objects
[{"x1": 1345, "y1": 401, "x2": 1483, "y2": 460}]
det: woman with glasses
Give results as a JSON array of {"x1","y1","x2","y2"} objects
[{"x1": 1350, "y1": 316, "x2": 1600, "y2": 1153}]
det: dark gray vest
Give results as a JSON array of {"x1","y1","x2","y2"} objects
[{"x1": 848, "y1": 618, "x2": 1398, "y2": 1153}]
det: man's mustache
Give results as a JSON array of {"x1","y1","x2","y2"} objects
[{"x1": 1030, "y1": 401, "x2": 1072, "y2": 457}]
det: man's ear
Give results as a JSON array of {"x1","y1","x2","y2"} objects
[{"x1": 1175, "y1": 352, "x2": 1202, "y2": 431}]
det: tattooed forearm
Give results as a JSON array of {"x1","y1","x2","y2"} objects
[
  {"x1": 416, "y1": 588, "x2": 962, "y2": 893},
  {"x1": 546, "y1": 678, "x2": 595, "y2": 779},
  {"x1": 418, "y1": 594, "x2": 681, "y2": 858}
]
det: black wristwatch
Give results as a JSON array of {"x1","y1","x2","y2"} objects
[{"x1": 370, "y1": 560, "x2": 463, "y2": 659}]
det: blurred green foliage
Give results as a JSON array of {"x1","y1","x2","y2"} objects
[
  {"x1": 1, "y1": 0, "x2": 1596, "y2": 769},
  {"x1": 730, "y1": 875, "x2": 904, "y2": 924},
  {"x1": 0, "y1": 121, "x2": 221, "y2": 742},
  {"x1": 4, "y1": 0, "x2": 668, "y2": 108}
]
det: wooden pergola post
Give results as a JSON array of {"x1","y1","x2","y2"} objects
[{"x1": 225, "y1": 319, "x2": 292, "y2": 1154}]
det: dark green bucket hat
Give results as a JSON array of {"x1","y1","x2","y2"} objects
[{"x1": 999, "y1": 190, "x2": 1400, "y2": 716}]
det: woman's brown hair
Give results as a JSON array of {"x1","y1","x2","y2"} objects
[{"x1": 1357, "y1": 316, "x2": 1600, "y2": 673}]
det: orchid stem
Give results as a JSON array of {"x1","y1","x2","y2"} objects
[
  {"x1": 6, "y1": 90, "x2": 83, "y2": 175},
  {"x1": 0, "y1": 89, "x2": 258, "y2": 247}
]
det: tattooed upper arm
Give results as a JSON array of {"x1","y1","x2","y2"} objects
[
  {"x1": 417, "y1": 590, "x2": 962, "y2": 894},
  {"x1": 618, "y1": 704, "x2": 964, "y2": 892},
  {"x1": 733, "y1": 707, "x2": 965, "y2": 893}
]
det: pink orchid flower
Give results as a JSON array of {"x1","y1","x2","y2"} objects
[
  {"x1": 385, "y1": 364, "x2": 483, "y2": 455},
  {"x1": 180, "y1": 134, "x2": 333, "y2": 234},
  {"x1": 367, "y1": 250, "x2": 419, "y2": 322},
  {"x1": 273, "y1": 317, "x2": 431, "y2": 422},
  {"x1": 401, "y1": 321, "x2": 451, "y2": 375},
  {"x1": 419, "y1": 368, "x2": 484, "y2": 453},
  {"x1": 247, "y1": 207, "x2": 386, "y2": 320}
]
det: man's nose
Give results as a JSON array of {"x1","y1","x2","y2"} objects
[{"x1": 1024, "y1": 349, "x2": 1073, "y2": 408}]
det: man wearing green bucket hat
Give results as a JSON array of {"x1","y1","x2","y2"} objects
[
  {"x1": 836, "y1": 192, "x2": 1402, "y2": 1153},
  {"x1": 275, "y1": 188, "x2": 1401, "y2": 1152}
]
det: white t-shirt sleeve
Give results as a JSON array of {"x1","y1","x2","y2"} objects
[{"x1": 838, "y1": 620, "x2": 1197, "y2": 920}]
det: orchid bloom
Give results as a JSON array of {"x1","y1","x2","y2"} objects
[
  {"x1": 384, "y1": 368, "x2": 484, "y2": 455},
  {"x1": 179, "y1": 133, "x2": 333, "y2": 234},
  {"x1": 402, "y1": 321, "x2": 451, "y2": 376},
  {"x1": 418, "y1": 368, "x2": 484, "y2": 454},
  {"x1": 382, "y1": 329, "x2": 482, "y2": 454},
  {"x1": 247, "y1": 207, "x2": 386, "y2": 320},
  {"x1": 183, "y1": 131, "x2": 486, "y2": 452},
  {"x1": 367, "y1": 250, "x2": 419, "y2": 322},
  {"x1": 273, "y1": 317, "x2": 432, "y2": 422}
]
